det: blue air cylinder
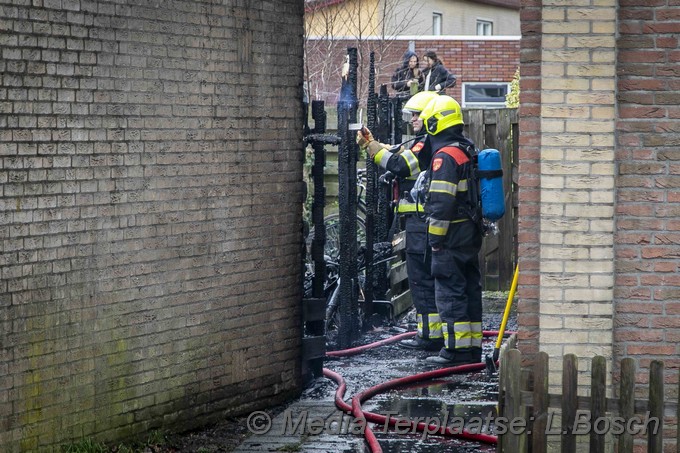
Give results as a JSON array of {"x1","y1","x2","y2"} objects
[{"x1": 477, "y1": 149, "x2": 505, "y2": 222}]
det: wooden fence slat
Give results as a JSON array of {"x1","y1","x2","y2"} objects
[
  {"x1": 561, "y1": 354, "x2": 577, "y2": 453},
  {"x1": 590, "y1": 356, "x2": 606, "y2": 452},
  {"x1": 510, "y1": 114, "x2": 519, "y2": 265},
  {"x1": 496, "y1": 109, "x2": 514, "y2": 286},
  {"x1": 519, "y1": 368, "x2": 530, "y2": 453},
  {"x1": 302, "y1": 297, "x2": 327, "y2": 323},
  {"x1": 532, "y1": 351, "x2": 549, "y2": 453},
  {"x1": 516, "y1": 390, "x2": 679, "y2": 418},
  {"x1": 648, "y1": 360, "x2": 664, "y2": 453},
  {"x1": 497, "y1": 345, "x2": 507, "y2": 453},
  {"x1": 677, "y1": 375, "x2": 679, "y2": 449},
  {"x1": 389, "y1": 261, "x2": 408, "y2": 286},
  {"x1": 466, "y1": 109, "x2": 485, "y2": 150},
  {"x1": 504, "y1": 349, "x2": 522, "y2": 453},
  {"x1": 619, "y1": 358, "x2": 635, "y2": 453}
]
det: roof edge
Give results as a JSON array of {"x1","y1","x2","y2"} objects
[
  {"x1": 305, "y1": 0, "x2": 346, "y2": 12},
  {"x1": 470, "y1": 0, "x2": 520, "y2": 11},
  {"x1": 305, "y1": 35, "x2": 522, "y2": 41}
]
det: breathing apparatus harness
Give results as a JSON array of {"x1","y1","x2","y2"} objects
[{"x1": 410, "y1": 142, "x2": 489, "y2": 235}]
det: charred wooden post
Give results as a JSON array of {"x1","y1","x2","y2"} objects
[
  {"x1": 391, "y1": 95, "x2": 404, "y2": 149},
  {"x1": 300, "y1": 99, "x2": 338, "y2": 381},
  {"x1": 336, "y1": 48, "x2": 360, "y2": 349},
  {"x1": 310, "y1": 100, "x2": 328, "y2": 301},
  {"x1": 373, "y1": 85, "x2": 392, "y2": 299},
  {"x1": 363, "y1": 51, "x2": 377, "y2": 319}
]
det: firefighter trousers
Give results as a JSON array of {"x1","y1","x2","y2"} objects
[
  {"x1": 430, "y1": 237, "x2": 483, "y2": 355},
  {"x1": 404, "y1": 215, "x2": 442, "y2": 341}
]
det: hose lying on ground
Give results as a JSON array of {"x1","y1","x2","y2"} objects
[
  {"x1": 326, "y1": 330, "x2": 515, "y2": 357},
  {"x1": 323, "y1": 330, "x2": 514, "y2": 452}
]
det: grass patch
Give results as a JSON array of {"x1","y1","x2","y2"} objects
[
  {"x1": 60, "y1": 430, "x2": 168, "y2": 453},
  {"x1": 61, "y1": 438, "x2": 108, "y2": 453}
]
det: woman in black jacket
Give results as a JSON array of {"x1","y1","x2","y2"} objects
[
  {"x1": 391, "y1": 50, "x2": 423, "y2": 96},
  {"x1": 420, "y1": 51, "x2": 457, "y2": 93}
]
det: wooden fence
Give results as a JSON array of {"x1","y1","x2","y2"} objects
[
  {"x1": 464, "y1": 108, "x2": 518, "y2": 291},
  {"x1": 498, "y1": 350, "x2": 679, "y2": 452},
  {"x1": 319, "y1": 107, "x2": 518, "y2": 291}
]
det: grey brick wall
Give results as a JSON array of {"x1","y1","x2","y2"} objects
[{"x1": 0, "y1": 0, "x2": 305, "y2": 449}]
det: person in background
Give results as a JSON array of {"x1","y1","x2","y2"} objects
[
  {"x1": 417, "y1": 95, "x2": 483, "y2": 366},
  {"x1": 356, "y1": 91, "x2": 443, "y2": 352},
  {"x1": 420, "y1": 51, "x2": 456, "y2": 93},
  {"x1": 392, "y1": 51, "x2": 423, "y2": 97}
]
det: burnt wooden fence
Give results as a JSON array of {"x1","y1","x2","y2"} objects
[
  {"x1": 498, "y1": 350, "x2": 678, "y2": 453},
  {"x1": 321, "y1": 107, "x2": 519, "y2": 291},
  {"x1": 384, "y1": 230, "x2": 412, "y2": 318}
]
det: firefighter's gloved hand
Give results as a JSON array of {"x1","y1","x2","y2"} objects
[
  {"x1": 365, "y1": 140, "x2": 384, "y2": 158},
  {"x1": 355, "y1": 127, "x2": 374, "y2": 148},
  {"x1": 355, "y1": 131, "x2": 369, "y2": 149},
  {"x1": 355, "y1": 127, "x2": 384, "y2": 158}
]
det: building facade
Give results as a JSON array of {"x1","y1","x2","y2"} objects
[
  {"x1": 305, "y1": 0, "x2": 520, "y2": 38},
  {"x1": 305, "y1": 36, "x2": 520, "y2": 107}
]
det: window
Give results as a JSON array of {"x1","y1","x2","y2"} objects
[
  {"x1": 433, "y1": 13, "x2": 442, "y2": 35},
  {"x1": 477, "y1": 20, "x2": 493, "y2": 36},
  {"x1": 462, "y1": 82, "x2": 510, "y2": 108}
]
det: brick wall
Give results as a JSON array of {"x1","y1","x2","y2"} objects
[
  {"x1": 305, "y1": 37, "x2": 520, "y2": 105},
  {"x1": 0, "y1": 1, "x2": 304, "y2": 450},
  {"x1": 616, "y1": 0, "x2": 680, "y2": 428},
  {"x1": 518, "y1": 0, "x2": 679, "y2": 449}
]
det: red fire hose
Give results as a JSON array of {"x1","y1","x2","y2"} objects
[
  {"x1": 324, "y1": 330, "x2": 514, "y2": 452},
  {"x1": 326, "y1": 330, "x2": 514, "y2": 357}
]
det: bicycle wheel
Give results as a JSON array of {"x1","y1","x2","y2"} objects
[{"x1": 306, "y1": 213, "x2": 366, "y2": 264}]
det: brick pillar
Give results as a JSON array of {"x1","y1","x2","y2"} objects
[
  {"x1": 536, "y1": 1, "x2": 617, "y2": 385},
  {"x1": 516, "y1": 0, "x2": 542, "y2": 366}
]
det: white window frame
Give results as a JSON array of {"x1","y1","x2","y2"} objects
[
  {"x1": 432, "y1": 12, "x2": 442, "y2": 35},
  {"x1": 461, "y1": 82, "x2": 511, "y2": 108},
  {"x1": 476, "y1": 19, "x2": 493, "y2": 36}
]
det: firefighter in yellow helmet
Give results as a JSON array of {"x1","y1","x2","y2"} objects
[
  {"x1": 417, "y1": 95, "x2": 483, "y2": 365},
  {"x1": 356, "y1": 91, "x2": 444, "y2": 352}
]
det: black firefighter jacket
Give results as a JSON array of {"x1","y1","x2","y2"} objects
[{"x1": 426, "y1": 142, "x2": 478, "y2": 249}]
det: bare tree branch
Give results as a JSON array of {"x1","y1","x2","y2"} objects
[{"x1": 305, "y1": 0, "x2": 425, "y2": 104}]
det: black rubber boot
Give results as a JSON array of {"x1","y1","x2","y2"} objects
[
  {"x1": 425, "y1": 348, "x2": 474, "y2": 366},
  {"x1": 399, "y1": 336, "x2": 444, "y2": 351}
]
